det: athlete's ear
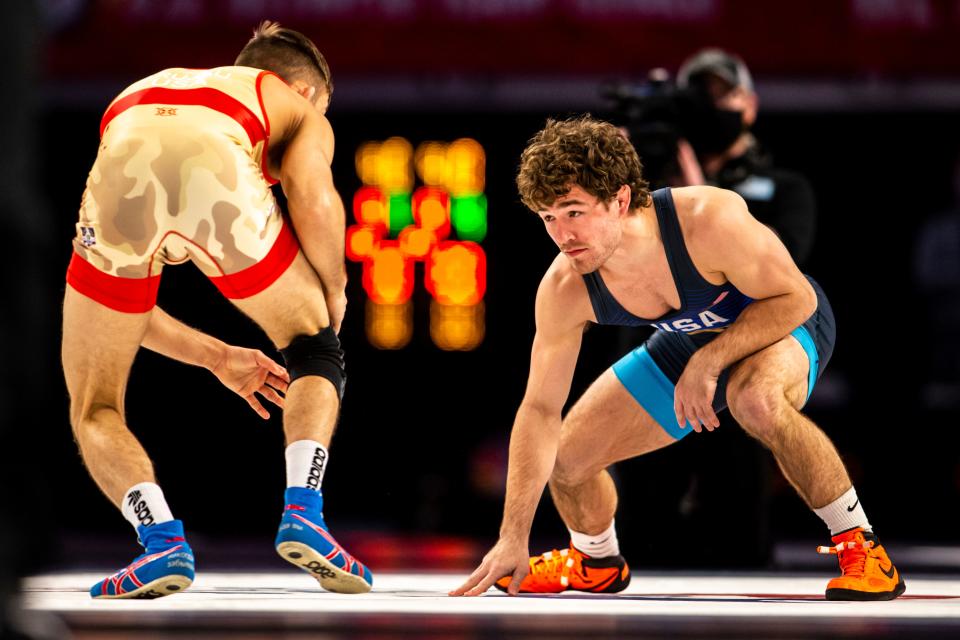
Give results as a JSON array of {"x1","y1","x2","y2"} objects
[
  {"x1": 290, "y1": 80, "x2": 317, "y2": 103},
  {"x1": 616, "y1": 184, "x2": 632, "y2": 215}
]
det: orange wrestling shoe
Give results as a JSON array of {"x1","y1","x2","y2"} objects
[
  {"x1": 819, "y1": 527, "x2": 905, "y2": 601},
  {"x1": 494, "y1": 545, "x2": 630, "y2": 594}
]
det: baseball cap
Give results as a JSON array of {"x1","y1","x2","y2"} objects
[{"x1": 677, "y1": 48, "x2": 754, "y2": 92}]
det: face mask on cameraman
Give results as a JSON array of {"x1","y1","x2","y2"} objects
[
  {"x1": 676, "y1": 49, "x2": 754, "y2": 156},
  {"x1": 678, "y1": 92, "x2": 745, "y2": 155}
]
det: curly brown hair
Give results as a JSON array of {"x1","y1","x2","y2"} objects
[{"x1": 517, "y1": 115, "x2": 650, "y2": 212}]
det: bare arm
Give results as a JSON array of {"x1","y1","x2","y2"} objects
[
  {"x1": 143, "y1": 307, "x2": 289, "y2": 419},
  {"x1": 279, "y1": 112, "x2": 345, "y2": 294},
  {"x1": 498, "y1": 332, "x2": 582, "y2": 544},
  {"x1": 269, "y1": 84, "x2": 347, "y2": 330},
  {"x1": 693, "y1": 188, "x2": 816, "y2": 371},
  {"x1": 451, "y1": 265, "x2": 588, "y2": 596},
  {"x1": 142, "y1": 306, "x2": 226, "y2": 370},
  {"x1": 673, "y1": 188, "x2": 816, "y2": 431}
]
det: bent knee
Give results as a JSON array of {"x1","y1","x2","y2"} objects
[
  {"x1": 727, "y1": 382, "x2": 789, "y2": 440},
  {"x1": 551, "y1": 449, "x2": 594, "y2": 489},
  {"x1": 68, "y1": 390, "x2": 122, "y2": 427},
  {"x1": 70, "y1": 403, "x2": 122, "y2": 439},
  {"x1": 280, "y1": 327, "x2": 346, "y2": 399}
]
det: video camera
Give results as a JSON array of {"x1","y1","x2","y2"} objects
[{"x1": 600, "y1": 69, "x2": 737, "y2": 188}]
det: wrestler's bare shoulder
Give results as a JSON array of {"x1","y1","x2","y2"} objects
[
  {"x1": 258, "y1": 74, "x2": 334, "y2": 149},
  {"x1": 536, "y1": 254, "x2": 594, "y2": 326},
  {"x1": 668, "y1": 185, "x2": 749, "y2": 245},
  {"x1": 258, "y1": 74, "x2": 335, "y2": 168}
]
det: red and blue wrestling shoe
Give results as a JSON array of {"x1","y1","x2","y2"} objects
[
  {"x1": 90, "y1": 520, "x2": 194, "y2": 599},
  {"x1": 275, "y1": 487, "x2": 373, "y2": 593}
]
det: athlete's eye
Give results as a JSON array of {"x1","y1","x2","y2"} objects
[{"x1": 568, "y1": 210, "x2": 583, "y2": 218}]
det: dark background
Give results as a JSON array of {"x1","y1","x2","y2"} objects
[{"x1": 8, "y1": 0, "x2": 960, "y2": 576}]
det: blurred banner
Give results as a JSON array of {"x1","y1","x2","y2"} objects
[{"x1": 45, "y1": 0, "x2": 960, "y2": 79}]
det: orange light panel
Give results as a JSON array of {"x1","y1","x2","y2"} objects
[
  {"x1": 412, "y1": 186, "x2": 451, "y2": 239},
  {"x1": 415, "y1": 141, "x2": 448, "y2": 186},
  {"x1": 352, "y1": 137, "x2": 489, "y2": 350},
  {"x1": 355, "y1": 141, "x2": 381, "y2": 186},
  {"x1": 364, "y1": 242, "x2": 414, "y2": 305},
  {"x1": 445, "y1": 138, "x2": 485, "y2": 195},
  {"x1": 353, "y1": 186, "x2": 388, "y2": 229},
  {"x1": 426, "y1": 241, "x2": 487, "y2": 306},
  {"x1": 355, "y1": 138, "x2": 414, "y2": 192},
  {"x1": 430, "y1": 301, "x2": 485, "y2": 351},
  {"x1": 399, "y1": 226, "x2": 435, "y2": 259},
  {"x1": 378, "y1": 137, "x2": 414, "y2": 193},
  {"x1": 366, "y1": 300, "x2": 413, "y2": 350},
  {"x1": 346, "y1": 226, "x2": 380, "y2": 261}
]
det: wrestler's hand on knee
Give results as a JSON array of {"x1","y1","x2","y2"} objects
[
  {"x1": 449, "y1": 538, "x2": 530, "y2": 597},
  {"x1": 210, "y1": 346, "x2": 290, "y2": 419},
  {"x1": 674, "y1": 355, "x2": 720, "y2": 433}
]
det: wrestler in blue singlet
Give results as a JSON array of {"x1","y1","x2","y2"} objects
[{"x1": 583, "y1": 188, "x2": 836, "y2": 440}]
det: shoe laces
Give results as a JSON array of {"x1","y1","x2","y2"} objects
[
  {"x1": 530, "y1": 548, "x2": 580, "y2": 587},
  {"x1": 817, "y1": 538, "x2": 874, "y2": 578}
]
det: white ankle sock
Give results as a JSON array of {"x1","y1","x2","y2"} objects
[
  {"x1": 813, "y1": 486, "x2": 872, "y2": 535},
  {"x1": 121, "y1": 482, "x2": 174, "y2": 530},
  {"x1": 286, "y1": 440, "x2": 329, "y2": 491},
  {"x1": 569, "y1": 520, "x2": 620, "y2": 558}
]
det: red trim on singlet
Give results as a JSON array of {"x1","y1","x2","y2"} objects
[
  {"x1": 65, "y1": 217, "x2": 301, "y2": 312},
  {"x1": 100, "y1": 87, "x2": 266, "y2": 149},
  {"x1": 255, "y1": 71, "x2": 281, "y2": 186},
  {"x1": 66, "y1": 252, "x2": 161, "y2": 313},
  {"x1": 207, "y1": 217, "x2": 300, "y2": 298}
]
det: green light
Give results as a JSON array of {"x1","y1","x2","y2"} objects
[
  {"x1": 451, "y1": 194, "x2": 487, "y2": 242},
  {"x1": 388, "y1": 193, "x2": 413, "y2": 238}
]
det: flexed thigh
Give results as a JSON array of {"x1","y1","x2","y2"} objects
[
  {"x1": 555, "y1": 368, "x2": 677, "y2": 486},
  {"x1": 227, "y1": 250, "x2": 331, "y2": 349}
]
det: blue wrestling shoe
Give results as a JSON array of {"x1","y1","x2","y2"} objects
[
  {"x1": 275, "y1": 487, "x2": 373, "y2": 593},
  {"x1": 90, "y1": 520, "x2": 195, "y2": 599}
]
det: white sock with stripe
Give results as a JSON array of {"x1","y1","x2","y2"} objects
[{"x1": 569, "y1": 520, "x2": 620, "y2": 558}]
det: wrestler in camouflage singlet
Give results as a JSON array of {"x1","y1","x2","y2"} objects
[{"x1": 67, "y1": 66, "x2": 299, "y2": 312}]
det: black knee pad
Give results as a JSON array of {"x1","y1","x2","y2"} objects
[{"x1": 280, "y1": 326, "x2": 346, "y2": 399}]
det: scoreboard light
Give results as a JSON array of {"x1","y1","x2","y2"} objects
[
  {"x1": 346, "y1": 225, "x2": 379, "y2": 261},
  {"x1": 355, "y1": 141, "x2": 381, "y2": 187},
  {"x1": 349, "y1": 137, "x2": 488, "y2": 350},
  {"x1": 398, "y1": 226, "x2": 435, "y2": 259},
  {"x1": 355, "y1": 137, "x2": 414, "y2": 193},
  {"x1": 415, "y1": 141, "x2": 447, "y2": 186},
  {"x1": 425, "y1": 241, "x2": 486, "y2": 306},
  {"x1": 365, "y1": 300, "x2": 413, "y2": 350},
  {"x1": 364, "y1": 241, "x2": 414, "y2": 305},
  {"x1": 388, "y1": 193, "x2": 414, "y2": 237},
  {"x1": 445, "y1": 138, "x2": 485, "y2": 194},
  {"x1": 353, "y1": 186, "x2": 388, "y2": 230},
  {"x1": 380, "y1": 137, "x2": 415, "y2": 193},
  {"x1": 431, "y1": 301, "x2": 484, "y2": 352},
  {"x1": 413, "y1": 186, "x2": 451, "y2": 239},
  {"x1": 450, "y1": 194, "x2": 487, "y2": 242}
]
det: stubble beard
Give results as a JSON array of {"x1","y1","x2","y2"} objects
[{"x1": 567, "y1": 243, "x2": 615, "y2": 274}]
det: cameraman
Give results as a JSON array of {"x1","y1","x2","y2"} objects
[{"x1": 676, "y1": 48, "x2": 817, "y2": 266}]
